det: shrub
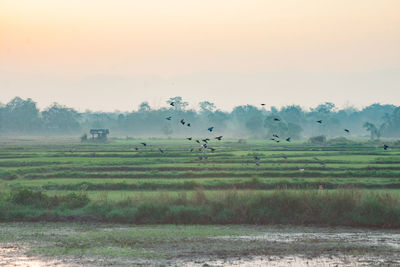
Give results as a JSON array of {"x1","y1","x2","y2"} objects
[
  {"x1": 80, "y1": 133, "x2": 88, "y2": 142},
  {"x1": 8, "y1": 187, "x2": 49, "y2": 207},
  {"x1": 309, "y1": 135, "x2": 326, "y2": 144}
]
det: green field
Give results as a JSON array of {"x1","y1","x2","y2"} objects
[
  {"x1": 1, "y1": 138, "x2": 400, "y2": 227},
  {"x1": 2, "y1": 139, "x2": 400, "y2": 191}
]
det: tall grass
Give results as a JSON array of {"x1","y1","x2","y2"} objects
[{"x1": 0, "y1": 188, "x2": 399, "y2": 228}]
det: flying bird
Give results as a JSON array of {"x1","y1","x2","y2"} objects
[
  {"x1": 186, "y1": 137, "x2": 192, "y2": 141},
  {"x1": 275, "y1": 140, "x2": 280, "y2": 143},
  {"x1": 209, "y1": 147, "x2": 216, "y2": 152},
  {"x1": 170, "y1": 102, "x2": 175, "y2": 106},
  {"x1": 272, "y1": 134, "x2": 279, "y2": 138},
  {"x1": 383, "y1": 144, "x2": 389, "y2": 150},
  {"x1": 180, "y1": 119, "x2": 185, "y2": 125},
  {"x1": 187, "y1": 123, "x2": 191, "y2": 127},
  {"x1": 166, "y1": 116, "x2": 172, "y2": 120},
  {"x1": 140, "y1": 142, "x2": 147, "y2": 147},
  {"x1": 317, "y1": 120, "x2": 322, "y2": 124},
  {"x1": 159, "y1": 148, "x2": 164, "y2": 153},
  {"x1": 135, "y1": 147, "x2": 139, "y2": 151},
  {"x1": 274, "y1": 118, "x2": 280, "y2": 121},
  {"x1": 215, "y1": 136, "x2": 223, "y2": 141},
  {"x1": 195, "y1": 140, "x2": 200, "y2": 143},
  {"x1": 286, "y1": 137, "x2": 291, "y2": 142},
  {"x1": 208, "y1": 126, "x2": 214, "y2": 132},
  {"x1": 261, "y1": 104, "x2": 266, "y2": 106},
  {"x1": 202, "y1": 138, "x2": 210, "y2": 143},
  {"x1": 344, "y1": 129, "x2": 350, "y2": 133}
]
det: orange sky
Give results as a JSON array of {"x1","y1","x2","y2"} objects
[{"x1": 1, "y1": 0, "x2": 400, "y2": 111}]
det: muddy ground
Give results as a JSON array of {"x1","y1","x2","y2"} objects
[{"x1": 1, "y1": 223, "x2": 399, "y2": 266}]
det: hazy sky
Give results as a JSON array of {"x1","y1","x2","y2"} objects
[{"x1": 1, "y1": 0, "x2": 399, "y2": 111}]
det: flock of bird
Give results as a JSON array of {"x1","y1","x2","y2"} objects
[{"x1": 132, "y1": 102, "x2": 390, "y2": 166}]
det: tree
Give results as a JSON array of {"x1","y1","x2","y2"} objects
[
  {"x1": 313, "y1": 102, "x2": 336, "y2": 114},
  {"x1": 167, "y1": 96, "x2": 189, "y2": 110},
  {"x1": 363, "y1": 122, "x2": 385, "y2": 140},
  {"x1": 42, "y1": 103, "x2": 80, "y2": 133},
  {"x1": 199, "y1": 101, "x2": 216, "y2": 113},
  {"x1": 381, "y1": 107, "x2": 400, "y2": 137},
  {"x1": 3, "y1": 97, "x2": 42, "y2": 133},
  {"x1": 138, "y1": 102, "x2": 151, "y2": 112}
]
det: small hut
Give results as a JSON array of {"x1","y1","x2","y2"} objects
[{"x1": 90, "y1": 129, "x2": 109, "y2": 141}]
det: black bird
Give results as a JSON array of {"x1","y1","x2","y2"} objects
[
  {"x1": 275, "y1": 140, "x2": 280, "y2": 143},
  {"x1": 344, "y1": 129, "x2": 350, "y2": 133},
  {"x1": 186, "y1": 137, "x2": 192, "y2": 141},
  {"x1": 202, "y1": 143, "x2": 208, "y2": 148},
  {"x1": 274, "y1": 118, "x2": 280, "y2": 121},
  {"x1": 273, "y1": 134, "x2": 279, "y2": 138},
  {"x1": 261, "y1": 103, "x2": 266, "y2": 106},
  {"x1": 208, "y1": 126, "x2": 214, "y2": 132},
  {"x1": 196, "y1": 140, "x2": 200, "y2": 143},
  {"x1": 215, "y1": 136, "x2": 223, "y2": 141},
  {"x1": 140, "y1": 142, "x2": 147, "y2": 147},
  {"x1": 384, "y1": 144, "x2": 389, "y2": 150},
  {"x1": 202, "y1": 138, "x2": 210, "y2": 143},
  {"x1": 270, "y1": 138, "x2": 275, "y2": 141},
  {"x1": 135, "y1": 147, "x2": 139, "y2": 151},
  {"x1": 159, "y1": 148, "x2": 164, "y2": 153},
  {"x1": 180, "y1": 119, "x2": 185, "y2": 125},
  {"x1": 209, "y1": 147, "x2": 216, "y2": 152},
  {"x1": 187, "y1": 123, "x2": 191, "y2": 127},
  {"x1": 170, "y1": 102, "x2": 175, "y2": 106},
  {"x1": 166, "y1": 116, "x2": 172, "y2": 120},
  {"x1": 254, "y1": 156, "x2": 260, "y2": 160},
  {"x1": 317, "y1": 120, "x2": 322, "y2": 124},
  {"x1": 286, "y1": 137, "x2": 291, "y2": 142}
]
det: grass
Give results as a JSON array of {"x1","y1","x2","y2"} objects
[
  {"x1": 0, "y1": 138, "x2": 400, "y2": 227},
  {"x1": 1, "y1": 187, "x2": 400, "y2": 228}
]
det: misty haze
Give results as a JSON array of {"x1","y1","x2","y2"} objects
[{"x1": 1, "y1": 1, "x2": 400, "y2": 266}]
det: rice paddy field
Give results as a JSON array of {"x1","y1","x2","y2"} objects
[
  {"x1": 2, "y1": 138, "x2": 400, "y2": 193},
  {"x1": 1, "y1": 138, "x2": 400, "y2": 266}
]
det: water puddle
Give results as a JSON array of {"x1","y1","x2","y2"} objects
[
  {"x1": 185, "y1": 255, "x2": 400, "y2": 266},
  {"x1": 215, "y1": 231, "x2": 400, "y2": 249}
]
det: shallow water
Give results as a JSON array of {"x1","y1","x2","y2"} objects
[
  {"x1": 215, "y1": 231, "x2": 400, "y2": 249},
  {"x1": 2, "y1": 226, "x2": 400, "y2": 266},
  {"x1": 185, "y1": 255, "x2": 400, "y2": 267}
]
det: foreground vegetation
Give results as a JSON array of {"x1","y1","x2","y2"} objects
[{"x1": 0, "y1": 187, "x2": 399, "y2": 228}]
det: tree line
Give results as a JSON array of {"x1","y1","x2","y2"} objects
[{"x1": 0, "y1": 96, "x2": 399, "y2": 139}]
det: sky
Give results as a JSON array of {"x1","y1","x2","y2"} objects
[{"x1": 1, "y1": 0, "x2": 399, "y2": 112}]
